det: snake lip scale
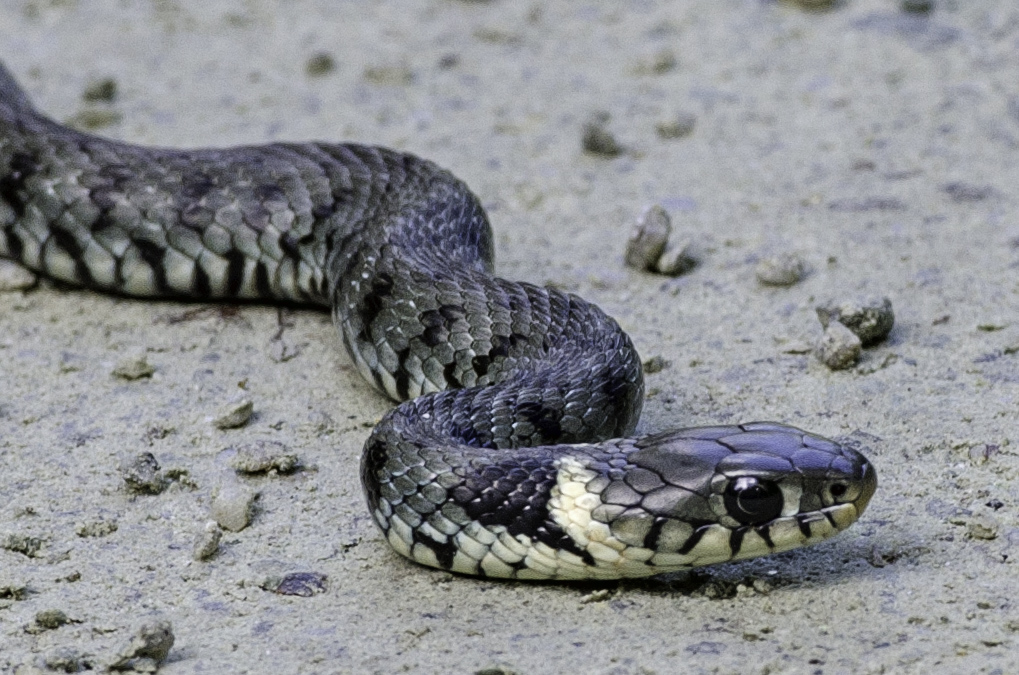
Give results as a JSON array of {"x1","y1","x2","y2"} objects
[{"x1": 0, "y1": 62, "x2": 877, "y2": 581}]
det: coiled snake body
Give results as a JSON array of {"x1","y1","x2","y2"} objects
[{"x1": 0, "y1": 64, "x2": 876, "y2": 580}]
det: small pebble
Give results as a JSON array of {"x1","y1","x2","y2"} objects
[
  {"x1": 112, "y1": 353, "x2": 155, "y2": 380},
  {"x1": 0, "y1": 259, "x2": 37, "y2": 291},
  {"x1": 582, "y1": 111, "x2": 623, "y2": 157},
  {"x1": 110, "y1": 619, "x2": 175, "y2": 672},
  {"x1": 59, "y1": 352, "x2": 86, "y2": 373},
  {"x1": 966, "y1": 514, "x2": 999, "y2": 541},
  {"x1": 778, "y1": 338, "x2": 814, "y2": 355},
  {"x1": 213, "y1": 398, "x2": 254, "y2": 429},
  {"x1": 230, "y1": 440, "x2": 299, "y2": 474},
  {"x1": 362, "y1": 62, "x2": 414, "y2": 86},
  {"x1": 942, "y1": 181, "x2": 992, "y2": 202},
  {"x1": 579, "y1": 588, "x2": 612, "y2": 604},
  {"x1": 787, "y1": 0, "x2": 837, "y2": 9},
  {"x1": 655, "y1": 112, "x2": 696, "y2": 140},
  {"x1": 120, "y1": 453, "x2": 167, "y2": 495},
  {"x1": 82, "y1": 77, "x2": 117, "y2": 103},
  {"x1": 901, "y1": 0, "x2": 934, "y2": 13},
  {"x1": 642, "y1": 355, "x2": 671, "y2": 374},
  {"x1": 633, "y1": 48, "x2": 677, "y2": 75},
  {"x1": 655, "y1": 240, "x2": 698, "y2": 276},
  {"x1": 305, "y1": 52, "x2": 335, "y2": 77},
  {"x1": 756, "y1": 253, "x2": 807, "y2": 286},
  {"x1": 192, "y1": 522, "x2": 222, "y2": 561},
  {"x1": 0, "y1": 579, "x2": 29, "y2": 600},
  {"x1": 34, "y1": 609, "x2": 71, "y2": 630},
  {"x1": 262, "y1": 571, "x2": 329, "y2": 597},
  {"x1": 475, "y1": 667, "x2": 517, "y2": 675},
  {"x1": 211, "y1": 482, "x2": 257, "y2": 532},
  {"x1": 624, "y1": 205, "x2": 699, "y2": 276},
  {"x1": 816, "y1": 296, "x2": 894, "y2": 346},
  {"x1": 3, "y1": 533, "x2": 44, "y2": 558},
  {"x1": 75, "y1": 519, "x2": 118, "y2": 538},
  {"x1": 44, "y1": 647, "x2": 94, "y2": 673},
  {"x1": 625, "y1": 204, "x2": 670, "y2": 271},
  {"x1": 817, "y1": 320, "x2": 862, "y2": 370},
  {"x1": 437, "y1": 53, "x2": 460, "y2": 69}
]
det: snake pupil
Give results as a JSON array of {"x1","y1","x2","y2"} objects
[
  {"x1": 830, "y1": 483, "x2": 848, "y2": 499},
  {"x1": 724, "y1": 476, "x2": 784, "y2": 525}
]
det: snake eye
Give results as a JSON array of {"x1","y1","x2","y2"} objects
[{"x1": 724, "y1": 477, "x2": 784, "y2": 525}]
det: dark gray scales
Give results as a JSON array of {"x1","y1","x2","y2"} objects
[{"x1": 0, "y1": 62, "x2": 877, "y2": 580}]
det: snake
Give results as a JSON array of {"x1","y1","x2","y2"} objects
[{"x1": 0, "y1": 62, "x2": 876, "y2": 581}]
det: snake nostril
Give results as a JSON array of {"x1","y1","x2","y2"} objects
[{"x1": 830, "y1": 483, "x2": 848, "y2": 499}]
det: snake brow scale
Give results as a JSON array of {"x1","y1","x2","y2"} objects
[{"x1": 0, "y1": 63, "x2": 876, "y2": 580}]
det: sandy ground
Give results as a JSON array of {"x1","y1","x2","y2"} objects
[{"x1": 1, "y1": 1, "x2": 1018, "y2": 673}]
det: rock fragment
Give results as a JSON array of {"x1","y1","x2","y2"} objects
[
  {"x1": 2, "y1": 533, "x2": 44, "y2": 558},
  {"x1": 75, "y1": 519, "x2": 118, "y2": 538},
  {"x1": 655, "y1": 112, "x2": 696, "y2": 139},
  {"x1": 110, "y1": 619, "x2": 175, "y2": 672},
  {"x1": 262, "y1": 571, "x2": 329, "y2": 597},
  {"x1": 192, "y1": 522, "x2": 222, "y2": 561},
  {"x1": 305, "y1": 52, "x2": 335, "y2": 77},
  {"x1": 966, "y1": 514, "x2": 999, "y2": 541},
  {"x1": 582, "y1": 111, "x2": 623, "y2": 157},
  {"x1": 113, "y1": 353, "x2": 155, "y2": 380},
  {"x1": 816, "y1": 321, "x2": 862, "y2": 370},
  {"x1": 942, "y1": 182, "x2": 993, "y2": 202},
  {"x1": 0, "y1": 578, "x2": 29, "y2": 601},
  {"x1": 632, "y1": 48, "x2": 677, "y2": 75},
  {"x1": 786, "y1": 0, "x2": 837, "y2": 9},
  {"x1": 901, "y1": 0, "x2": 934, "y2": 14},
  {"x1": 625, "y1": 204, "x2": 670, "y2": 270},
  {"x1": 363, "y1": 62, "x2": 413, "y2": 86},
  {"x1": 624, "y1": 205, "x2": 698, "y2": 276},
  {"x1": 213, "y1": 398, "x2": 253, "y2": 429},
  {"x1": 44, "y1": 647, "x2": 95, "y2": 673},
  {"x1": 211, "y1": 482, "x2": 257, "y2": 532},
  {"x1": 26, "y1": 609, "x2": 72, "y2": 634},
  {"x1": 642, "y1": 355, "x2": 671, "y2": 374},
  {"x1": 655, "y1": 240, "x2": 698, "y2": 276},
  {"x1": 229, "y1": 441, "x2": 299, "y2": 475},
  {"x1": 82, "y1": 78, "x2": 117, "y2": 103},
  {"x1": 756, "y1": 253, "x2": 807, "y2": 287},
  {"x1": 816, "y1": 296, "x2": 894, "y2": 346},
  {"x1": 120, "y1": 453, "x2": 167, "y2": 495}
]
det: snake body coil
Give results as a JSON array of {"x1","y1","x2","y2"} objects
[{"x1": 0, "y1": 64, "x2": 876, "y2": 580}]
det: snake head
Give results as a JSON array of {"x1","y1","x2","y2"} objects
[{"x1": 581, "y1": 422, "x2": 877, "y2": 572}]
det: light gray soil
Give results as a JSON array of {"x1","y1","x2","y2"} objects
[{"x1": 2, "y1": 1, "x2": 1018, "y2": 673}]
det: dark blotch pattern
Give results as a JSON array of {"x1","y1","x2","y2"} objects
[{"x1": 0, "y1": 63, "x2": 876, "y2": 579}]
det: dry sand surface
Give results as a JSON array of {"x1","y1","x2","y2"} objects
[{"x1": 2, "y1": 1, "x2": 1019, "y2": 673}]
